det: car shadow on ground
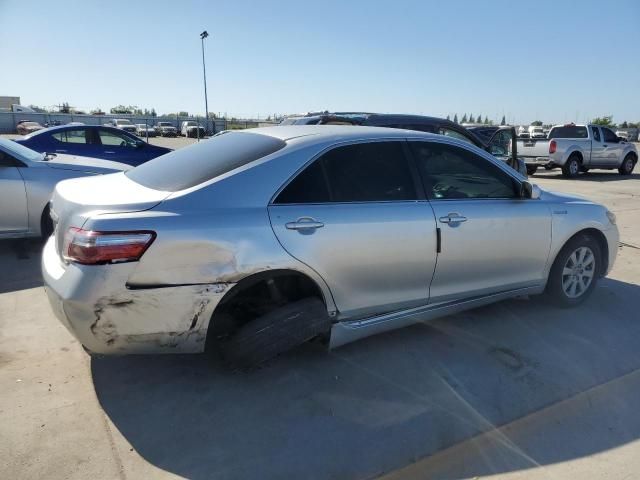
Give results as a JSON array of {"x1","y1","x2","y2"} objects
[
  {"x1": 531, "y1": 171, "x2": 640, "y2": 182},
  {"x1": 92, "y1": 277, "x2": 640, "y2": 480},
  {"x1": 0, "y1": 239, "x2": 45, "y2": 294}
]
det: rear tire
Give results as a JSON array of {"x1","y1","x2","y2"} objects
[
  {"x1": 526, "y1": 165, "x2": 538, "y2": 176},
  {"x1": 40, "y1": 206, "x2": 54, "y2": 239},
  {"x1": 580, "y1": 166, "x2": 590, "y2": 173},
  {"x1": 546, "y1": 233, "x2": 601, "y2": 308},
  {"x1": 562, "y1": 154, "x2": 581, "y2": 178},
  {"x1": 618, "y1": 154, "x2": 636, "y2": 175},
  {"x1": 221, "y1": 297, "x2": 330, "y2": 369}
]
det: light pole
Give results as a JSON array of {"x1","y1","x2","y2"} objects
[{"x1": 200, "y1": 30, "x2": 209, "y2": 135}]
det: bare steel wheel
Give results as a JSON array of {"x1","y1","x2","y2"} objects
[
  {"x1": 547, "y1": 233, "x2": 601, "y2": 307},
  {"x1": 561, "y1": 246, "x2": 595, "y2": 298}
]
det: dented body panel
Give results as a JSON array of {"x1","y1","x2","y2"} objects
[{"x1": 43, "y1": 238, "x2": 230, "y2": 353}]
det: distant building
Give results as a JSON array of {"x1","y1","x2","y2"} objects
[{"x1": 0, "y1": 96, "x2": 21, "y2": 110}]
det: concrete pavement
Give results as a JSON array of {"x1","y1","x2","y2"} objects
[{"x1": 1, "y1": 168, "x2": 639, "y2": 480}]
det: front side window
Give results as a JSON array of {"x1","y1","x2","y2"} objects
[
  {"x1": 275, "y1": 142, "x2": 417, "y2": 204},
  {"x1": 602, "y1": 128, "x2": 618, "y2": 143},
  {"x1": 438, "y1": 128, "x2": 475, "y2": 145},
  {"x1": 410, "y1": 141, "x2": 517, "y2": 200},
  {"x1": 99, "y1": 129, "x2": 138, "y2": 147},
  {"x1": 591, "y1": 126, "x2": 601, "y2": 142},
  {"x1": 52, "y1": 129, "x2": 88, "y2": 144}
]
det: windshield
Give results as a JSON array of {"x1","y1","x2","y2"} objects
[
  {"x1": 0, "y1": 138, "x2": 44, "y2": 162},
  {"x1": 126, "y1": 131, "x2": 286, "y2": 191}
]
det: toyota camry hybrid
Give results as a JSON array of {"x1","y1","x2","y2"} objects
[{"x1": 42, "y1": 126, "x2": 619, "y2": 366}]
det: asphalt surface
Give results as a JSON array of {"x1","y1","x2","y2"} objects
[{"x1": 1, "y1": 141, "x2": 640, "y2": 479}]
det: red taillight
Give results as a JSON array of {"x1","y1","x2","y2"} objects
[
  {"x1": 549, "y1": 140, "x2": 557, "y2": 154},
  {"x1": 62, "y1": 227, "x2": 155, "y2": 265}
]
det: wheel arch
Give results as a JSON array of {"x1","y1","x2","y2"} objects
[
  {"x1": 205, "y1": 268, "x2": 333, "y2": 348},
  {"x1": 553, "y1": 228, "x2": 609, "y2": 279}
]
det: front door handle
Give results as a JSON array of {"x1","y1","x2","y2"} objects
[
  {"x1": 439, "y1": 213, "x2": 467, "y2": 224},
  {"x1": 55, "y1": 149, "x2": 67, "y2": 153},
  {"x1": 285, "y1": 217, "x2": 325, "y2": 231},
  {"x1": 602, "y1": 144, "x2": 608, "y2": 148},
  {"x1": 104, "y1": 151, "x2": 115, "y2": 154}
]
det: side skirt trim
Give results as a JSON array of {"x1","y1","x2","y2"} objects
[{"x1": 329, "y1": 285, "x2": 544, "y2": 349}]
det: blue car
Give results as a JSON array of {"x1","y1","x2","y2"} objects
[{"x1": 15, "y1": 125, "x2": 172, "y2": 166}]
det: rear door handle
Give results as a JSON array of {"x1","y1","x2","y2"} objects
[
  {"x1": 439, "y1": 213, "x2": 467, "y2": 224},
  {"x1": 602, "y1": 144, "x2": 608, "y2": 148},
  {"x1": 55, "y1": 149, "x2": 67, "y2": 153},
  {"x1": 285, "y1": 217, "x2": 325, "y2": 231},
  {"x1": 104, "y1": 151, "x2": 115, "y2": 154}
]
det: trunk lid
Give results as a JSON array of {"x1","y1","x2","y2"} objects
[{"x1": 51, "y1": 172, "x2": 170, "y2": 257}]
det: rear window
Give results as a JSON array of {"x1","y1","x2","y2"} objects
[
  {"x1": 126, "y1": 131, "x2": 286, "y2": 191},
  {"x1": 548, "y1": 126, "x2": 588, "y2": 139}
]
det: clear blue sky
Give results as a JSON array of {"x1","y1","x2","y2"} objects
[{"x1": 1, "y1": 0, "x2": 639, "y2": 124}]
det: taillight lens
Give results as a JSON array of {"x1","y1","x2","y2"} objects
[
  {"x1": 62, "y1": 227, "x2": 156, "y2": 265},
  {"x1": 549, "y1": 140, "x2": 557, "y2": 154}
]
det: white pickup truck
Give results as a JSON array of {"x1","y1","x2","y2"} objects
[{"x1": 518, "y1": 124, "x2": 638, "y2": 178}]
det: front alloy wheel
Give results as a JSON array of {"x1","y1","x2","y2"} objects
[
  {"x1": 561, "y1": 246, "x2": 595, "y2": 298},
  {"x1": 547, "y1": 234, "x2": 601, "y2": 307}
]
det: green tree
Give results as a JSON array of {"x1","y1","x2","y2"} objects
[
  {"x1": 620, "y1": 121, "x2": 628, "y2": 128},
  {"x1": 453, "y1": 114, "x2": 458, "y2": 123},
  {"x1": 531, "y1": 120, "x2": 543, "y2": 126},
  {"x1": 468, "y1": 114, "x2": 475, "y2": 123},
  {"x1": 500, "y1": 115, "x2": 506, "y2": 126},
  {"x1": 446, "y1": 114, "x2": 450, "y2": 121},
  {"x1": 90, "y1": 107, "x2": 105, "y2": 115},
  {"x1": 461, "y1": 114, "x2": 468, "y2": 123},
  {"x1": 484, "y1": 116, "x2": 489, "y2": 124},
  {"x1": 59, "y1": 102, "x2": 71, "y2": 114},
  {"x1": 592, "y1": 115, "x2": 614, "y2": 127}
]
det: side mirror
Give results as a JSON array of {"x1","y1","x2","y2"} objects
[{"x1": 521, "y1": 181, "x2": 541, "y2": 199}]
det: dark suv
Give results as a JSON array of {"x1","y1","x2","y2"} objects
[{"x1": 280, "y1": 113, "x2": 525, "y2": 175}]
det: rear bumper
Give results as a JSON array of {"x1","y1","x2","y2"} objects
[
  {"x1": 41, "y1": 237, "x2": 232, "y2": 355},
  {"x1": 524, "y1": 156, "x2": 552, "y2": 166}
]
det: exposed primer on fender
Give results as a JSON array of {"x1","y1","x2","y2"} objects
[{"x1": 89, "y1": 284, "x2": 227, "y2": 353}]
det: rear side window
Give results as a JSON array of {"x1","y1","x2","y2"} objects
[
  {"x1": 548, "y1": 126, "x2": 588, "y2": 139},
  {"x1": 52, "y1": 129, "x2": 87, "y2": 144},
  {"x1": 126, "y1": 131, "x2": 286, "y2": 191},
  {"x1": 591, "y1": 126, "x2": 601, "y2": 142},
  {"x1": 275, "y1": 141, "x2": 417, "y2": 203}
]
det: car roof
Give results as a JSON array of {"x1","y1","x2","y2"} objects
[{"x1": 238, "y1": 124, "x2": 440, "y2": 145}]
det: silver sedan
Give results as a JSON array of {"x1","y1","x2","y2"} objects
[
  {"x1": 42, "y1": 126, "x2": 619, "y2": 366},
  {"x1": 0, "y1": 138, "x2": 130, "y2": 239}
]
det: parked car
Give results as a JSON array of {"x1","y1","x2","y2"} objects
[
  {"x1": 135, "y1": 124, "x2": 157, "y2": 137},
  {"x1": 155, "y1": 121, "x2": 178, "y2": 137},
  {"x1": 528, "y1": 126, "x2": 546, "y2": 138},
  {"x1": 16, "y1": 121, "x2": 45, "y2": 135},
  {"x1": 180, "y1": 121, "x2": 206, "y2": 138},
  {"x1": 280, "y1": 112, "x2": 526, "y2": 175},
  {"x1": 616, "y1": 131, "x2": 630, "y2": 141},
  {"x1": 517, "y1": 124, "x2": 638, "y2": 177},
  {"x1": 106, "y1": 119, "x2": 138, "y2": 134},
  {"x1": 42, "y1": 126, "x2": 618, "y2": 367},
  {"x1": 15, "y1": 125, "x2": 172, "y2": 166},
  {"x1": 0, "y1": 138, "x2": 129, "y2": 239}
]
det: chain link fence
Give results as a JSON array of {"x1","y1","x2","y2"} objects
[{"x1": 0, "y1": 112, "x2": 277, "y2": 135}]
